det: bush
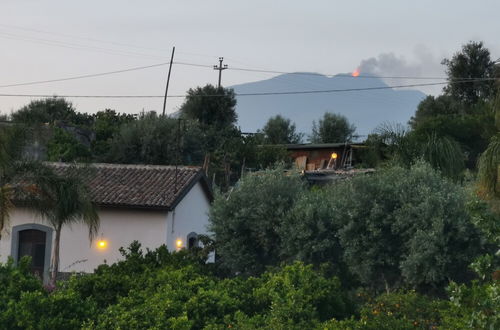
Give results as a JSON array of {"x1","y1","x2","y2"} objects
[
  {"x1": 0, "y1": 257, "x2": 96, "y2": 329},
  {"x1": 331, "y1": 162, "x2": 482, "y2": 292},
  {"x1": 209, "y1": 167, "x2": 305, "y2": 275}
]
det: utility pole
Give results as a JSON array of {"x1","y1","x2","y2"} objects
[
  {"x1": 213, "y1": 57, "x2": 228, "y2": 88},
  {"x1": 162, "y1": 46, "x2": 176, "y2": 116}
]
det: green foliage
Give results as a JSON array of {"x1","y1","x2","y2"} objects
[
  {"x1": 90, "y1": 109, "x2": 136, "y2": 160},
  {"x1": 358, "y1": 291, "x2": 446, "y2": 329},
  {"x1": 466, "y1": 194, "x2": 500, "y2": 247},
  {"x1": 0, "y1": 257, "x2": 96, "y2": 330},
  {"x1": 1, "y1": 241, "x2": 497, "y2": 329},
  {"x1": 411, "y1": 104, "x2": 496, "y2": 168},
  {"x1": 410, "y1": 95, "x2": 463, "y2": 128},
  {"x1": 261, "y1": 115, "x2": 303, "y2": 144},
  {"x1": 331, "y1": 162, "x2": 481, "y2": 292},
  {"x1": 254, "y1": 263, "x2": 351, "y2": 326},
  {"x1": 3, "y1": 289, "x2": 97, "y2": 330},
  {"x1": 47, "y1": 127, "x2": 91, "y2": 162},
  {"x1": 375, "y1": 123, "x2": 466, "y2": 179},
  {"x1": 0, "y1": 257, "x2": 43, "y2": 310},
  {"x1": 311, "y1": 112, "x2": 356, "y2": 143},
  {"x1": 180, "y1": 84, "x2": 237, "y2": 129},
  {"x1": 11, "y1": 97, "x2": 92, "y2": 127},
  {"x1": 105, "y1": 111, "x2": 204, "y2": 165},
  {"x1": 209, "y1": 167, "x2": 305, "y2": 275},
  {"x1": 30, "y1": 164, "x2": 98, "y2": 285},
  {"x1": 442, "y1": 41, "x2": 497, "y2": 105},
  {"x1": 478, "y1": 134, "x2": 500, "y2": 198},
  {"x1": 279, "y1": 187, "x2": 343, "y2": 267},
  {"x1": 443, "y1": 268, "x2": 499, "y2": 329}
]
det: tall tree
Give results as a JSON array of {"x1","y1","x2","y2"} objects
[
  {"x1": 179, "y1": 85, "x2": 237, "y2": 129},
  {"x1": 330, "y1": 162, "x2": 481, "y2": 293},
  {"x1": 374, "y1": 123, "x2": 465, "y2": 180},
  {"x1": 0, "y1": 126, "x2": 24, "y2": 240},
  {"x1": 34, "y1": 165, "x2": 99, "y2": 286},
  {"x1": 209, "y1": 167, "x2": 305, "y2": 275},
  {"x1": 11, "y1": 97, "x2": 92, "y2": 127},
  {"x1": 442, "y1": 41, "x2": 497, "y2": 105},
  {"x1": 261, "y1": 115, "x2": 303, "y2": 144},
  {"x1": 91, "y1": 109, "x2": 136, "y2": 160},
  {"x1": 310, "y1": 112, "x2": 356, "y2": 143},
  {"x1": 105, "y1": 111, "x2": 204, "y2": 166},
  {"x1": 477, "y1": 135, "x2": 500, "y2": 199}
]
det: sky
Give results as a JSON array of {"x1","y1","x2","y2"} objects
[{"x1": 0, "y1": 0, "x2": 499, "y2": 117}]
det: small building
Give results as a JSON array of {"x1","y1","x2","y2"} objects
[
  {"x1": 0, "y1": 163, "x2": 213, "y2": 281},
  {"x1": 286, "y1": 142, "x2": 365, "y2": 171}
]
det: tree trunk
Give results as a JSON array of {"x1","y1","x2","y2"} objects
[{"x1": 50, "y1": 223, "x2": 62, "y2": 287}]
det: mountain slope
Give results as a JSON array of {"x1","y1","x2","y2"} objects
[{"x1": 231, "y1": 73, "x2": 427, "y2": 138}]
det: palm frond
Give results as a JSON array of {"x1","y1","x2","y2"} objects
[
  {"x1": 478, "y1": 134, "x2": 500, "y2": 197},
  {"x1": 0, "y1": 185, "x2": 14, "y2": 240},
  {"x1": 422, "y1": 133, "x2": 465, "y2": 180}
]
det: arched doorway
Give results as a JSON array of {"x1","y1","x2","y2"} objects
[{"x1": 11, "y1": 224, "x2": 53, "y2": 282}]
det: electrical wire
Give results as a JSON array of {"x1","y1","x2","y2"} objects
[
  {"x1": 1, "y1": 59, "x2": 497, "y2": 90},
  {"x1": 0, "y1": 23, "x2": 222, "y2": 60},
  {"x1": 0, "y1": 62, "x2": 171, "y2": 88},
  {"x1": 0, "y1": 79, "x2": 491, "y2": 99}
]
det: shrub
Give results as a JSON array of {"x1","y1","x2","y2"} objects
[
  {"x1": 331, "y1": 161, "x2": 482, "y2": 292},
  {"x1": 209, "y1": 167, "x2": 305, "y2": 275}
]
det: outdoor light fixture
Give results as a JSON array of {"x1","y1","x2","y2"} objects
[
  {"x1": 97, "y1": 239, "x2": 108, "y2": 250},
  {"x1": 176, "y1": 238, "x2": 183, "y2": 249},
  {"x1": 331, "y1": 152, "x2": 338, "y2": 159}
]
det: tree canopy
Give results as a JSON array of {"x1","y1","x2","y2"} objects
[
  {"x1": 310, "y1": 112, "x2": 356, "y2": 143},
  {"x1": 11, "y1": 98, "x2": 92, "y2": 127},
  {"x1": 179, "y1": 85, "x2": 237, "y2": 129},
  {"x1": 442, "y1": 41, "x2": 497, "y2": 105},
  {"x1": 261, "y1": 115, "x2": 303, "y2": 144}
]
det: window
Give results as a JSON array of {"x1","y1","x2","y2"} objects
[{"x1": 187, "y1": 232, "x2": 199, "y2": 249}]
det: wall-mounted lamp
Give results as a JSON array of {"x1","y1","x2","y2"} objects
[
  {"x1": 97, "y1": 239, "x2": 108, "y2": 250},
  {"x1": 176, "y1": 238, "x2": 183, "y2": 249}
]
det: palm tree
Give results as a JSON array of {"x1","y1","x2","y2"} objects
[
  {"x1": 34, "y1": 164, "x2": 99, "y2": 286},
  {"x1": 374, "y1": 122, "x2": 465, "y2": 180},
  {"x1": 0, "y1": 125, "x2": 29, "y2": 240},
  {"x1": 477, "y1": 134, "x2": 500, "y2": 199}
]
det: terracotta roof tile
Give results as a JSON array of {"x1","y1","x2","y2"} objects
[{"x1": 46, "y1": 163, "x2": 208, "y2": 210}]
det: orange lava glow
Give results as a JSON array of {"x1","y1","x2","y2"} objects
[{"x1": 352, "y1": 69, "x2": 360, "y2": 77}]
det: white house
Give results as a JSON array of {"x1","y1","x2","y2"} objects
[{"x1": 0, "y1": 163, "x2": 213, "y2": 281}]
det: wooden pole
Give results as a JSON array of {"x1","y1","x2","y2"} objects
[{"x1": 162, "y1": 46, "x2": 175, "y2": 116}]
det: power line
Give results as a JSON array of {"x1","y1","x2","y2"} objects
[
  {"x1": 0, "y1": 79, "x2": 492, "y2": 99},
  {"x1": 0, "y1": 30, "x2": 168, "y2": 60},
  {"x1": 0, "y1": 62, "x2": 171, "y2": 88},
  {"x1": 0, "y1": 23, "x2": 222, "y2": 60},
  {"x1": 2, "y1": 59, "x2": 496, "y2": 90}
]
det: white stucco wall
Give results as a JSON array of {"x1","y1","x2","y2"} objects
[
  {"x1": 0, "y1": 180, "x2": 212, "y2": 275},
  {"x1": 166, "y1": 181, "x2": 211, "y2": 252},
  {"x1": 0, "y1": 207, "x2": 168, "y2": 273}
]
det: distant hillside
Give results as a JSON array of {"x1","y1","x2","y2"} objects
[{"x1": 231, "y1": 73, "x2": 426, "y2": 139}]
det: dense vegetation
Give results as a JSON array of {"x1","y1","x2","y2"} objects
[{"x1": 0, "y1": 40, "x2": 498, "y2": 328}]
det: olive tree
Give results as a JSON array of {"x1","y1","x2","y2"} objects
[{"x1": 209, "y1": 167, "x2": 305, "y2": 275}]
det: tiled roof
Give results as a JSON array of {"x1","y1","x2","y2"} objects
[{"x1": 47, "y1": 162, "x2": 211, "y2": 210}]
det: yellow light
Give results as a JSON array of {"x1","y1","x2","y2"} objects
[
  {"x1": 176, "y1": 239, "x2": 183, "y2": 248},
  {"x1": 331, "y1": 152, "x2": 338, "y2": 159},
  {"x1": 97, "y1": 240, "x2": 107, "y2": 249}
]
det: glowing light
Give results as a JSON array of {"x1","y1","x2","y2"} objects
[
  {"x1": 331, "y1": 152, "x2": 338, "y2": 159},
  {"x1": 176, "y1": 239, "x2": 183, "y2": 249},
  {"x1": 97, "y1": 240, "x2": 107, "y2": 249},
  {"x1": 352, "y1": 69, "x2": 360, "y2": 77}
]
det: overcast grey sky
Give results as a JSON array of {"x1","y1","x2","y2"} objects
[{"x1": 1, "y1": 0, "x2": 499, "y2": 117}]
